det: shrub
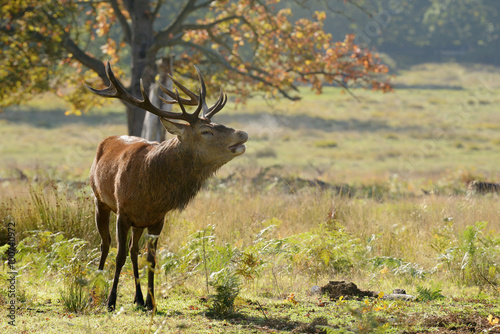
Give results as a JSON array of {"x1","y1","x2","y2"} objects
[
  {"x1": 416, "y1": 286, "x2": 445, "y2": 302},
  {"x1": 370, "y1": 256, "x2": 430, "y2": 279},
  {"x1": 435, "y1": 221, "x2": 500, "y2": 289},
  {"x1": 60, "y1": 280, "x2": 89, "y2": 313},
  {"x1": 248, "y1": 222, "x2": 364, "y2": 283},
  {"x1": 286, "y1": 223, "x2": 364, "y2": 280},
  {"x1": 207, "y1": 268, "x2": 241, "y2": 318},
  {"x1": 17, "y1": 231, "x2": 101, "y2": 312},
  {"x1": 162, "y1": 225, "x2": 235, "y2": 293}
]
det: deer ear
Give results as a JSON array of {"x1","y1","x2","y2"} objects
[{"x1": 160, "y1": 118, "x2": 187, "y2": 136}]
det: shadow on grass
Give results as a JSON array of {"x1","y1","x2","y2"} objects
[
  {"x1": 1, "y1": 107, "x2": 125, "y2": 128},
  {"x1": 203, "y1": 312, "x2": 306, "y2": 332},
  {"x1": 2, "y1": 107, "x2": 427, "y2": 134},
  {"x1": 4, "y1": 102, "x2": 435, "y2": 135},
  {"x1": 228, "y1": 314, "x2": 304, "y2": 332}
]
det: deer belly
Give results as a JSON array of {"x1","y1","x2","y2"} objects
[{"x1": 117, "y1": 198, "x2": 170, "y2": 227}]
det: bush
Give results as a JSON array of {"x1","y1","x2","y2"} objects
[
  {"x1": 207, "y1": 268, "x2": 241, "y2": 318},
  {"x1": 60, "y1": 280, "x2": 89, "y2": 313},
  {"x1": 17, "y1": 231, "x2": 102, "y2": 312},
  {"x1": 370, "y1": 256, "x2": 430, "y2": 279},
  {"x1": 162, "y1": 225, "x2": 235, "y2": 293},
  {"x1": 416, "y1": 286, "x2": 445, "y2": 302},
  {"x1": 435, "y1": 221, "x2": 500, "y2": 289}
]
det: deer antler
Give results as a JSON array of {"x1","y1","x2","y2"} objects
[
  {"x1": 85, "y1": 62, "x2": 226, "y2": 124},
  {"x1": 159, "y1": 66, "x2": 227, "y2": 120}
]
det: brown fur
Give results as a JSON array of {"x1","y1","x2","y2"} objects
[
  {"x1": 90, "y1": 119, "x2": 247, "y2": 311},
  {"x1": 87, "y1": 64, "x2": 247, "y2": 311}
]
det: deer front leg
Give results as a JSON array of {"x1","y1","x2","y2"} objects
[
  {"x1": 145, "y1": 220, "x2": 164, "y2": 311},
  {"x1": 95, "y1": 200, "x2": 111, "y2": 271},
  {"x1": 108, "y1": 214, "x2": 131, "y2": 312},
  {"x1": 130, "y1": 227, "x2": 145, "y2": 307}
]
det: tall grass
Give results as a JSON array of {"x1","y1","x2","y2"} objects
[
  {"x1": 0, "y1": 181, "x2": 99, "y2": 246},
  {"x1": 3, "y1": 173, "x2": 500, "y2": 261},
  {"x1": 2, "y1": 171, "x2": 499, "y2": 298}
]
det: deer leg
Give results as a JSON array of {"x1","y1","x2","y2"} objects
[
  {"x1": 95, "y1": 200, "x2": 111, "y2": 271},
  {"x1": 108, "y1": 214, "x2": 131, "y2": 312},
  {"x1": 145, "y1": 219, "x2": 164, "y2": 311},
  {"x1": 130, "y1": 227, "x2": 145, "y2": 307}
]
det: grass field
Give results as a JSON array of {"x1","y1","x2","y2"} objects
[{"x1": 1, "y1": 63, "x2": 500, "y2": 333}]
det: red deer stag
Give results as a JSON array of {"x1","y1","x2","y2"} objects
[{"x1": 86, "y1": 63, "x2": 248, "y2": 311}]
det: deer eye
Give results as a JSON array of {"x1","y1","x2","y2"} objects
[{"x1": 201, "y1": 130, "x2": 214, "y2": 136}]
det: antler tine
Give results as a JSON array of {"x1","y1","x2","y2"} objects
[
  {"x1": 84, "y1": 83, "x2": 118, "y2": 98},
  {"x1": 204, "y1": 89, "x2": 227, "y2": 120},
  {"x1": 85, "y1": 62, "x2": 197, "y2": 123},
  {"x1": 84, "y1": 63, "x2": 129, "y2": 100},
  {"x1": 157, "y1": 93, "x2": 177, "y2": 105},
  {"x1": 194, "y1": 66, "x2": 210, "y2": 118},
  {"x1": 156, "y1": 65, "x2": 228, "y2": 120},
  {"x1": 175, "y1": 87, "x2": 202, "y2": 123},
  {"x1": 174, "y1": 88, "x2": 187, "y2": 115},
  {"x1": 159, "y1": 74, "x2": 199, "y2": 106}
]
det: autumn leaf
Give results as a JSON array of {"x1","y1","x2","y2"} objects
[{"x1": 488, "y1": 314, "x2": 500, "y2": 325}]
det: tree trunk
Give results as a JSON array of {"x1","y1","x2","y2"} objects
[
  {"x1": 141, "y1": 56, "x2": 173, "y2": 142},
  {"x1": 125, "y1": 0, "x2": 157, "y2": 136},
  {"x1": 126, "y1": 105, "x2": 146, "y2": 137}
]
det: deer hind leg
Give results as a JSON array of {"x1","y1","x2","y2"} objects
[
  {"x1": 107, "y1": 214, "x2": 131, "y2": 312},
  {"x1": 145, "y1": 219, "x2": 164, "y2": 311},
  {"x1": 130, "y1": 227, "x2": 145, "y2": 307},
  {"x1": 95, "y1": 200, "x2": 111, "y2": 271}
]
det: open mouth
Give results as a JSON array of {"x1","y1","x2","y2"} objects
[{"x1": 229, "y1": 141, "x2": 247, "y2": 154}]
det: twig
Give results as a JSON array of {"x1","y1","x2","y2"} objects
[{"x1": 255, "y1": 300, "x2": 268, "y2": 321}]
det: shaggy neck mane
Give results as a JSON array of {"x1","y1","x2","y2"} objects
[{"x1": 145, "y1": 137, "x2": 221, "y2": 211}]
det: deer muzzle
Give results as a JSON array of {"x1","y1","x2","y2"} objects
[{"x1": 229, "y1": 131, "x2": 248, "y2": 155}]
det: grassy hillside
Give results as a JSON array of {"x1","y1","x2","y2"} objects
[{"x1": 1, "y1": 63, "x2": 500, "y2": 333}]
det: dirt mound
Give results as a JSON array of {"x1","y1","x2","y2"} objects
[{"x1": 320, "y1": 281, "x2": 377, "y2": 300}]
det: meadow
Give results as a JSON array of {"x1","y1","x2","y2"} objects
[{"x1": 1, "y1": 63, "x2": 500, "y2": 333}]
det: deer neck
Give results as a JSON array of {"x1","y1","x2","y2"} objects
[
  {"x1": 145, "y1": 137, "x2": 219, "y2": 210},
  {"x1": 154, "y1": 137, "x2": 221, "y2": 174}
]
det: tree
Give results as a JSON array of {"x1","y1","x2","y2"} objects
[{"x1": 1, "y1": 0, "x2": 392, "y2": 137}]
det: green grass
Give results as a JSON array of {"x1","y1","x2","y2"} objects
[{"x1": 1, "y1": 63, "x2": 500, "y2": 332}]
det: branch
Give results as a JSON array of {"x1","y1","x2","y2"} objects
[
  {"x1": 1, "y1": 6, "x2": 35, "y2": 32},
  {"x1": 175, "y1": 40, "x2": 301, "y2": 101},
  {"x1": 319, "y1": 0, "x2": 356, "y2": 22},
  {"x1": 292, "y1": 0, "x2": 371, "y2": 21},
  {"x1": 293, "y1": 68, "x2": 387, "y2": 101},
  {"x1": 75, "y1": 0, "x2": 108, "y2": 3},
  {"x1": 342, "y1": 0, "x2": 375, "y2": 18},
  {"x1": 192, "y1": 0, "x2": 213, "y2": 10},
  {"x1": 152, "y1": 0, "x2": 163, "y2": 19},
  {"x1": 152, "y1": 0, "x2": 198, "y2": 51},
  {"x1": 182, "y1": 15, "x2": 244, "y2": 31},
  {"x1": 109, "y1": 0, "x2": 132, "y2": 44},
  {"x1": 184, "y1": 13, "x2": 259, "y2": 53},
  {"x1": 61, "y1": 34, "x2": 108, "y2": 84},
  {"x1": 39, "y1": 6, "x2": 108, "y2": 85}
]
